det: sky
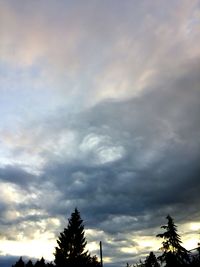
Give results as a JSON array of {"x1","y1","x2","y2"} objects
[{"x1": 0, "y1": 0, "x2": 200, "y2": 266}]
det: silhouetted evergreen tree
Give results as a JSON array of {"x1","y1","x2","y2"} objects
[
  {"x1": 26, "y1": 260, "x2": 33, "y2": 267},
  {"x1": 157, "y1": 215, "x2": 190, "y2": 266},
  {"x1": 54, "y1": 208, "x2": 96, "y2": 267},
  {"x1": 133, "y1": 260, "x2": 144, "y2": 267},
  {"x1": 88, "y1": 255, "x2": 101, "y2": 267},
  {"x1": 144, "y1": 252, "x2": 160, "y2": 267},
  {"x1": 12, "y1": 257, "x2": 25, "y2": 267},
  {"x1": 35, "y1": 257, "x2": 46, "y2": 267}
]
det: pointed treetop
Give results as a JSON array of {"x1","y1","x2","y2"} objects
[
  {"x1": 54, "y1": 208, "x2": 92, "y2": 267},
  {"x1": 157, "y1": 214, "x2": 189, "y2": 265}
]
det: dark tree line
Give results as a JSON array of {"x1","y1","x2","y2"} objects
[
  {"x1": 11, "y1": 257, "x2": 54, "y2": 267},
  {"x1": 12, "y1": 211, "x2": 200, "y2": 267}
]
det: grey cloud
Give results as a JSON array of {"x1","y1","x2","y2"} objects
[
  {"x1": 1, "y1": 0, "x2": 198, "y2": 107},
  {"x1": 0, "y1": 53, "x2": 198, "y2": 262},
  {"x1": 34, "y1": 97, "x2": 199, "y2": 238},
  {"x1": 38, "y1": 56, "x2": 200, "y2": 233},
  {"x1": 0, "y1": 165, "x2": 36, "y2": 186},
  {"x1": 0, "y1": 0, "x2": 200, "y2": 264}
]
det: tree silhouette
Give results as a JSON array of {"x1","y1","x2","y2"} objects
[
  {"x1": 144, "y1": 252, "x2": 160, "y2": 267},
  {"x1": 35, "y1": 257, "x2": 46, "y2": 267},
  {"x1": 12, "y1": 257, "x2": 25, "y2": 267},
  {"x1": 26, "y1": 260, "x2": 33, "y2": 267},
  {"x1": 46, "y1": 262, "x2": 55, "y2": 267},
  {"x1": 88, "y1": 255, "x2": 101, "y2": 267},
  {"x1": 157, "y1": 215, "x2": 189, "y2": 266},
  {"x1": 54, "y1": 208, "x2": 92, "y2": 267}
]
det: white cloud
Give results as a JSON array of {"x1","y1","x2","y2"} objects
[{"x1": 80, "y1": 133, "x2": 125, "y2": 164}]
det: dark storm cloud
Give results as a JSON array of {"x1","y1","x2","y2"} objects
[
  {"x1": 0, "y1": 165, "x2": 36, "y2": 186},
  {"x1": 35, "y1": 58, "x2": 200, "y2": 237},
  {"x1": 0, "y1": 0, "x2": 199, "y2": 264},
  {"x1": 32, "y1": 58, "x2": 199, "y2": 263},
  {"x1": 0, "y1": 54, "x2": 199, "y2": 264}
]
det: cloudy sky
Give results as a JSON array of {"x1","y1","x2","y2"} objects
[{"x1": 0, "y1": 0, "x2": 200, "y2": 266}]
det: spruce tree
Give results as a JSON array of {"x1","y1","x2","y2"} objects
[
  {"x1": 54, "y1": 208, "x2": 90, "y2": 267},
  {"x1": 26, "y1": 260, "x2": 33, "y2": 267},
  {"x1": 35, "y1": 257, "x2": 46, "y2": 267},
  {"x1": 12, "y1": 257, "x2": 25, "y2": 267},
  {"x1": 144, "y1": 252, "x2": 160, "y2": 267},
  {"x1": 157, "y1": 215, "x2": 189, "y2": 266}
]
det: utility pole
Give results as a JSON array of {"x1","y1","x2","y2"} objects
[{"x1": 100, "y1": 241, "x2": 103, "y2": 267}]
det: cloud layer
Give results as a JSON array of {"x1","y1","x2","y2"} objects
[{"x1": 0, "y1": 0, "x2": 200, "y2": 266}]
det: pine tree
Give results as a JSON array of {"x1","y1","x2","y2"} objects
[
  {"x1": 54, "y1": 208, "x2": 90, "y2": 267},
  {"x1": 26, "y1": 260, "x2": 33, "y2": 267},
  {"x1": 157, "y1": 215, "x2": 189, "y2": 266},
  {"x1": 35, "y1": 257, "x2": 46, "y2": 267},
  {"x1": 144, "y1": 252, "x2": 160, "y2": 267},
  {"x1": 88, "y1": 255, "x2": 101, "y2": 267},
  {"x1": 12, "y1": 257, "x2": 25, "y2": 267}
]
